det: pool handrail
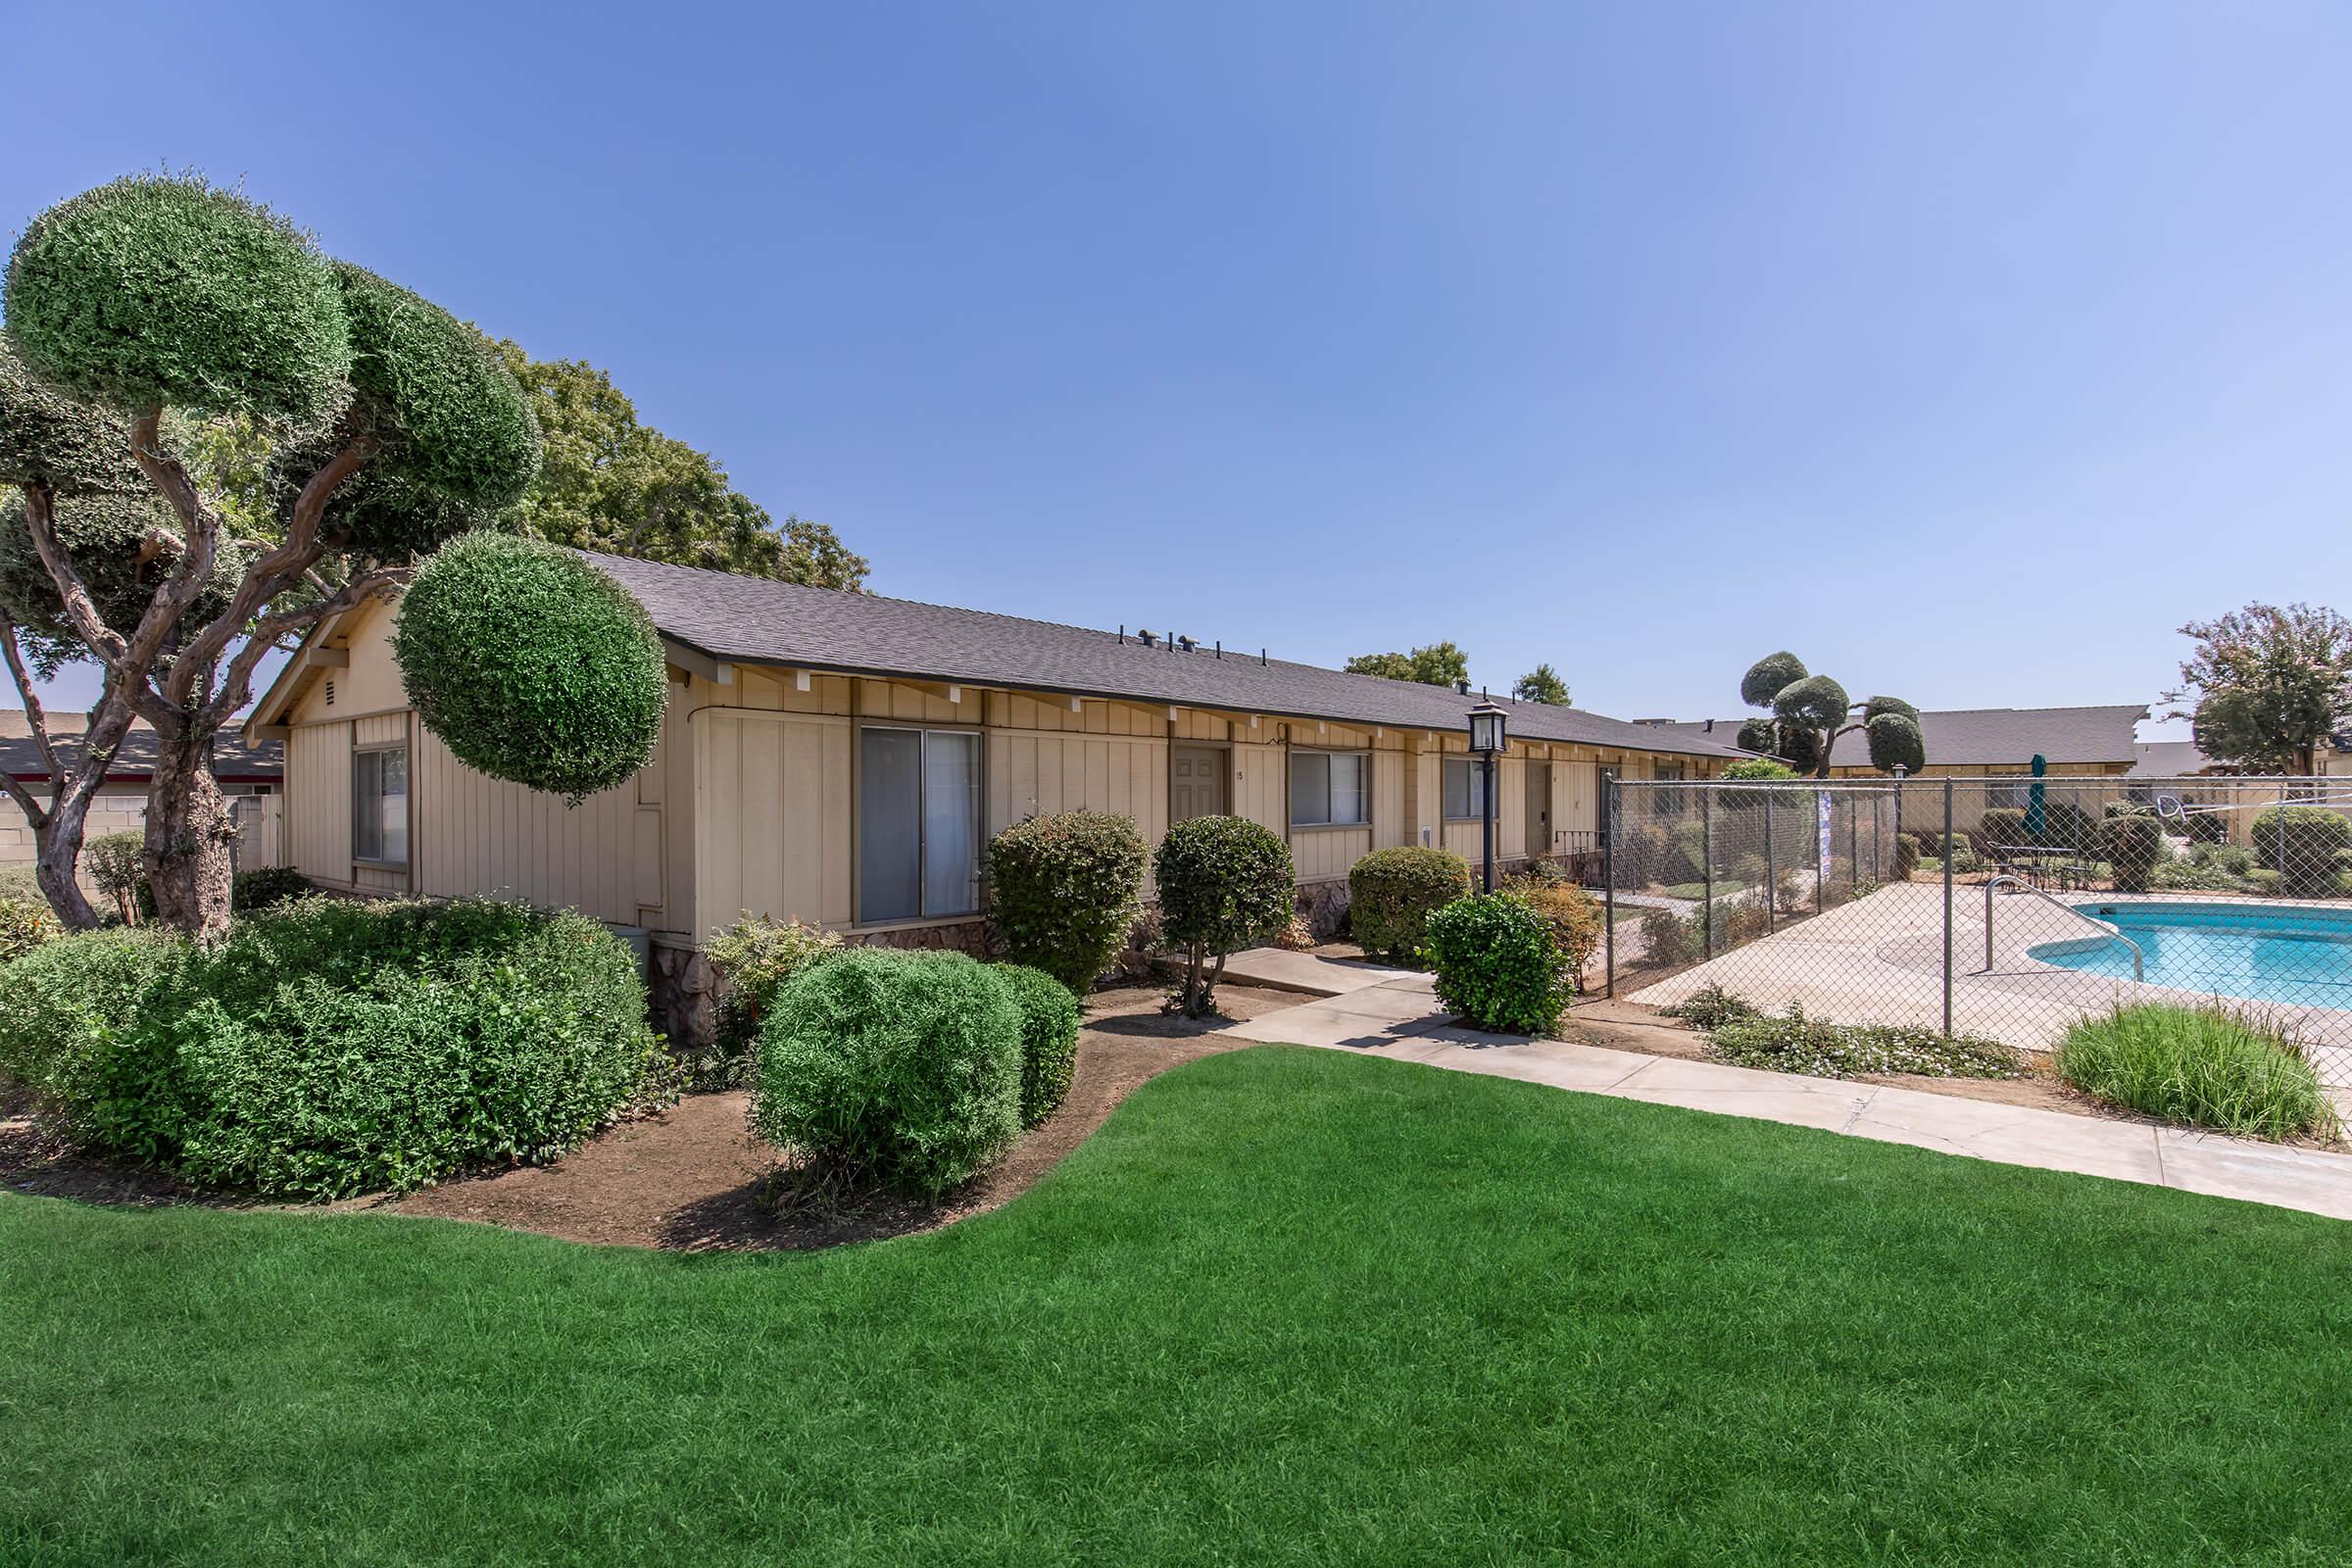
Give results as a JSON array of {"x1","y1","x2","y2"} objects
[{"x1": 1982, "y1": 875, "x2": 2144, "y2": 982}]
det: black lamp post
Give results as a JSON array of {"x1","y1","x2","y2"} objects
[{"x1": 1469, "y1": 699, "x2": 1507, "y2": 892}]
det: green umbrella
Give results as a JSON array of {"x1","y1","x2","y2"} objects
[{"x1": 2025, "y1": 754, "x2": 2047, "y2": 840}]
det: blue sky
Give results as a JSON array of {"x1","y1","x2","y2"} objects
[{"x1": 11, "y1": 1, "x2": 2352, "y2": 728}]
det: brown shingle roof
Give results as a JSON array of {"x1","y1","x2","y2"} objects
[
  {"x1": 0, "y1": 717, "x2": 281, "y2": 783},
  {"x1": 582, "y1": 553, "x2": 1746, "y2": 760}
]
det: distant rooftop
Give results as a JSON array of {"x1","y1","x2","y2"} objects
[{"x1": 1634, "y1": 705, "x2": 2150, "y2": 768}]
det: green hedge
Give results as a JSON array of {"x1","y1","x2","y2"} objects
[
  {"x1": 997, "y1": 961, "x2": 1082, "y2": 1127},
  {"x1": 753, "y1": 948, "x2": 1023, "y2": 1194},
  {"x1": 0, "y1": 894, "x2": 60, "y2": 962},
  {"x1": 1980, "y1": 808, "x2": 2026, "y2": 846},
  {"x1": 705, "y1": 914, "x2": 845, "y2": 1081},
  {"x1": 1348, "y1": 847, "x2": 1472, "y2": 962},
  {"x1": 985, "y1": 809, "x2": 1148, "y2": 993},
  {"x1": 2251, "y1": 807, "x2": 2352, "y2": 898},
  {"x1": 230, "y1": 866, "x2": 312, "y2": 914},
  {"x1": 1423, "y1": 893, "x2": 1572, "y2": 1035},
  {"x1": 0, "y1": 898, "x2": 662, "y2": 1200}
]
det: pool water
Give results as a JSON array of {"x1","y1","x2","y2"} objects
[{"x1": 2029, "y1": 900, "x2": 2352, "y2": 1009}]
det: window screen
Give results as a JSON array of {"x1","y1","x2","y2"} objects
[
  {"x1": 922, "y1": 731, "x2": 980, "y2": 917},
  {"x1": 353, "y1": 747, "x2": 409, "y2": 865},
  {"x1": 1291, "y1": 753, "x2": 1330, "y2": 825},
  {"x1": 1329, "y1": 754, "x2": 1366, "y2": 825},
  {"x1": 1443, "y1": 757, "x2": 1486, "y2": 820}
]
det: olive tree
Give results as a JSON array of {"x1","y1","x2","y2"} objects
[
  {"x1": 1735, "y1": 652, "x2": 1926, "y2": 779},
  {"x1": 0, "y1": 172, "x2": 663, "y2": 937}
]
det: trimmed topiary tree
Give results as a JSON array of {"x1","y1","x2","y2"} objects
[
  {"x1": 752, "y1": 948, "x2": 1024, "y2": 1195},
  {"x1": 1154, "y1": 814, "x2": 1294, "y2": 1017},
  {"x1": 1348, "y1": 846, "x2": 1473, "y2": 963},
  {"x1": 996, "y1": 961, "x2": 1083, "y2": 1127},
  {"x1": 0, "y1": 172, "x2": 660, "y2": 939},
  {"x1": 393, "y1": 533, "x2": 666, "y2": 802},
  {"x1": 1423, "y1": 893, "x2": 1573, "y2": 1035},
  {"x1": 983, "y1": 808, "x2": 1148, "y2": 994},
  {"x1": 2100, "y1": 813, "x2": 2164, "y2": 893},
  {"x1": 1736, "y1": 653, "x2": 1925, "y2": 779}
]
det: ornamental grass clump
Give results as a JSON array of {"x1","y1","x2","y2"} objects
[
  {"x1": 0, "y1": 898, "x2": 663, "y2": 1200},
  {"x1": 1422, "y1": 893, "x2": 1572, "y2": 1036},
  {"x1": 985, "y1": 809, "x2": 1148, "y2": 993},
  {"x1": 754, "y1": 949, "x2": 1024, "y2": 1195},
  {"x1": 2055, "y1": 1004, "x2": 2337, "y2": 1142},
  {"x1": 1704, "y1": 1004, "x2": 2023, "y2": 1080},
  {"x1": 1348, "y1": 846, "x2": 1473, "y2": 963}
]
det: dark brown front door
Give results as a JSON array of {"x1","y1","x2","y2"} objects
[{"x1": 1172, "y1": 747, "x2": 1225, "y2": 822}]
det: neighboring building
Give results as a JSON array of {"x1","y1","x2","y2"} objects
[
  {"x1": 1636, "y1": 705, "x2": 2149, "y2": 778},
  {"x1": 247, "y1": 554, "x2": 1744, "y2": 1038},
  {"x1": 2127, "y1": 739, "x2": 2216, "y2": 778},
  {"x1": 0, "y1": 714, "x2": 283, "y2": 876}
]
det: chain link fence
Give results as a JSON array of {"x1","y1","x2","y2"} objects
[{"x1": 1598, "y1": 774, "x2": 2352, "y2": 1083}]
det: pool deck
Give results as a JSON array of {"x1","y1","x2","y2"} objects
[{"x1": 1626, "y1": 883, "x2": 2352, "y2": 1086}]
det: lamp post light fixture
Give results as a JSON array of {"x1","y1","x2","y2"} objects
[{"x1": 1468, "y1": 699, "x2": 1508, "y2": 893}]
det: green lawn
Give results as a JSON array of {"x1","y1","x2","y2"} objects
[{"x1": 6, "y1": 1046, "x2": 2352, "y2": 1566}]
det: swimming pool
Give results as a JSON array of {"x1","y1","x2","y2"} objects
[{"x1": 2028, "y1": 900, "x2": 2352, "y2": 1009}]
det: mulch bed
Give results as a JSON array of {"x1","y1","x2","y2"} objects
[{"x1": 1, "y1": 983, "x2": 1301, "y2": 1251}]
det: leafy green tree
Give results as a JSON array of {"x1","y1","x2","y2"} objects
[
  {"x1": 1737, "y1": 653, "x2": 1925, "y2": 778},
  {"x1": 495, "y1": 344, "x2": 866, "y2": 589},
  {"x1": 0, "y1": 172, "x2": 662, "y2": 937},
  {"x1": 2164, "y1": 603, "x2": 2352, "y2": 775},
  {"x1": 1346, "y1": 641, "x2": 1471, "y2": 688},
  {"x1": 1511, "y1": 663, "x2": 1570, "y2": 706}
]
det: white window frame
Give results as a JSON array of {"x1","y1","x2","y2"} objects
[
  {"x1": 1290, "y1": 749, "x2": 1370, "y2": 828},
  {"x1": 352, "y1": 743, "x2": 409, "y2": 867}
]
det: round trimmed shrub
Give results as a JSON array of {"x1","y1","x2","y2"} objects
[
  {"x1": 2184, "y1": 810, "x2": 2229, "y2": 846},
  {"x1": 1773, "y1": 674, "x2": 1850, "y2": 733},
  {"x1": 985, "y1": 808, "x2": 1148, "y2": 993},
  {"x1": 1735, "y1": 716, "x2": 1781, "y2": 757},
  {"x1": 996, "y1": 961, "x2": 1082, "y2": 1127},
  {"x1": 1740, "y1": 652, "x2": 1808, "y2": 709},
  {"x1": 1153, "y1": 814, "x2": 1294, "y2": 1016},
  {"x1": 2251, "y1": 807, "x2": 2352, "y2": 898},
  {"x1": 5, "y1": 172, "x2": 350, "y2": 421},
  {"x1": 1864, "y1": 711, "x2": 1925, "y2": 774},
  {"x1": 1892, "y1": 834, "x2": 1922, "y2": 880},
  {"x1": 1348, "y1": 846, "x2": 1472, "y2": 962},
  {"x1": 0, "y1": 898, "x2": 661, "y2": 1198},
  {"x1": 2100, "y1": 813, "x2": 2165, "y2": 893},
  {"x1": 334, "y1": 263, "x2": 540, "y2": 511},
  {"x1": 0, "y1": 338, "x2": 145, "y2": 495},
  {"x1": 1423, "y1": 893, "x2": 1572, "y2": 1035},
  {"x1": 753, "y1": 948, "x2": 1023, "y2": 1195},
  {"x1": 395, "y1": 532, "x2": 667, "y2": 802},
  {"x1": 1980, "y1": 808, "x2": 2027, "y2": 847}
]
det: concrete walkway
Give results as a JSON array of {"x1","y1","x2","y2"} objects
[{"x1": 1211, "y1": 973, "x2": 2352, "y2": 1222}]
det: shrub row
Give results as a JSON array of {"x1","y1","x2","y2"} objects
[{"x1": 0, "y1": 897, "x2": 663, "y2": 1200}]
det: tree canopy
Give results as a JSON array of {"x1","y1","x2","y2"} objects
[
  {"x1": 2166, "y1": 602, "x2": 2352, "y2": 775},
  {"x1": 0, "y1": 172, "x2": 665, "y2": 935},
  {"x1": 1346, "y1": 641, "x2": 1470, "y2": 688},
  {"x1": 1511, "y1": 663, "x2": 1570, "y2": 706},
  {"x1": 494, "y1": 343, "x2": 867, "y2": 589},
  {"x1": 1738, "y1": 652, "x2": 1925, "y2": 778}
]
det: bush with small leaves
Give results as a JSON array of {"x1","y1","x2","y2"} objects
[
  {"x1": 1980, "y1": 808, "x2": 2027, "y2": 847},
  {"x1": 1348, "y1": 846, "x2": 1473, "y2": 963},
  {"x1": 83, "y1": 831, "x2": 146, "y2": 924},
  {"x1": 1153, "y1": 815, "x2": 1294, "y2": 1016},
  {"x1": 1501, "y1": 866, "x2": 1604, "y2": 979},
  {"x1": 996, "y1": 961, "x2": 1082, "y2": 1127},
  {"x1": 753, "y1": 948, "x2": 1023, "y2": 1195},
  {"x1": 1639, "y1": 905, "x2": 1702, "y2": 968},
  {"x1": 706, "y1": 914, "x2": 846, "y2": 1078},
  {"x1": 985, "y1": 809, "x2": 1148, "y2": 994},
  {"x1": 0, "y1": 894, "x2": 61, "y2": 962},
  {"x1": 0, "y1": 899, "x2": 662, "y2": 1199},
  {"x1": 394, "y1": 533, "x2": 667, "y2": 803},
  {"x1": 1892, "y1": 834, "x2": 1922, "y2": 881},
  {"x1": 2251, "y1": 807, "x2": 2352, "y2": 898},
  {"x1": 229, "y1": 866, "x2": 312, "y2": 914},
  {"x1": 2101, "y1": 813, "x2": 2165, "y2": 893},
  {"x1": 2183, "y1": 811, "x2": 2229, "y2": 845},
  {"x1": 1423, "y1": 894, "x2": 1572, "y2": 1035}
]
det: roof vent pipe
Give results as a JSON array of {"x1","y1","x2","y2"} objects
[
  {"x1": 1118, "y1": 624, "x2": 1125, "y2": 645},
  {"x1": 1455, "y1": 679, "x2": 1470, "y2": 696},
  {"x1": 1215, "y1": 640, "x2": 1223, "y2": 660}
]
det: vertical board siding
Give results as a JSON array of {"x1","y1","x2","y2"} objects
[
  {"x1": 1231, "y1": 742, "x2": 1286, "y2": 839},
  {"x1": 697, "y1": 711, "x2": 852, "y2": 939},
  {"x1": 1291, "y1": 828, "x2": 1373, "y2": 882},
  {"x1": 285, "y1": 722, "x2": 351, "y2": 883},
  {"x1": 413, "y1": 724, "x2": 660, "y2": 928}
]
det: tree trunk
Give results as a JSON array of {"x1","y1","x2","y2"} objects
[
  {"x1": 30, "y1": 782, "x2": 103, "y2": 931},
  {"x1": 144, "y1": 724, "x2": 236, "y2": 941}
]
